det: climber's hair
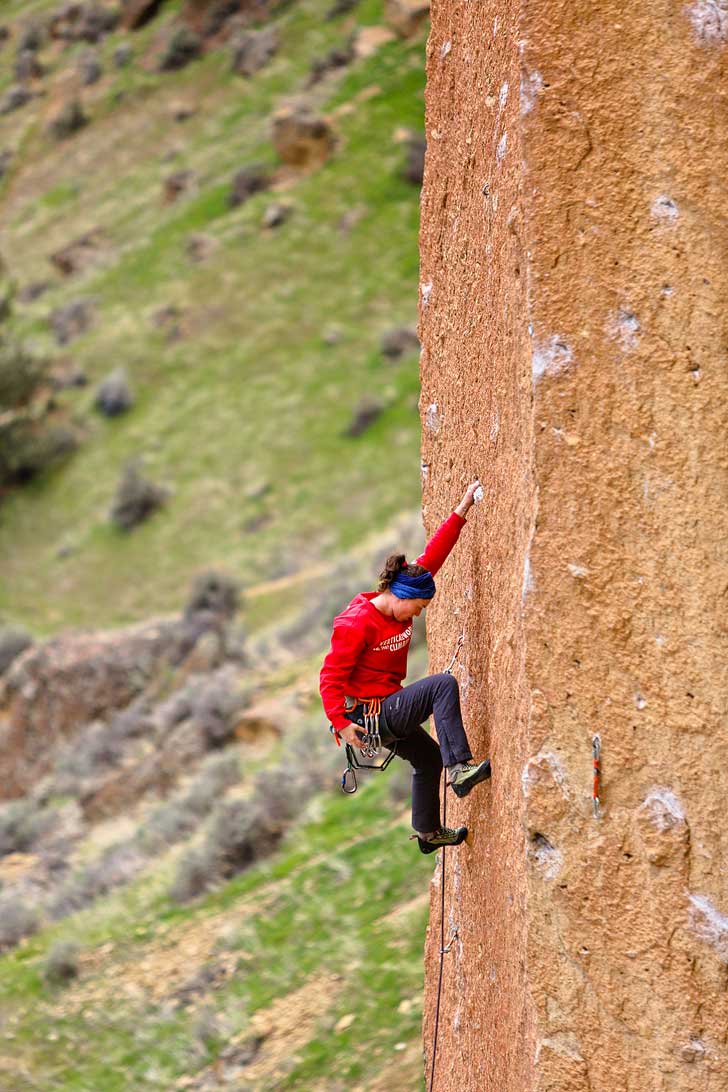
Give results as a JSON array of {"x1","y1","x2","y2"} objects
[{"x1": 377, "y1": 554, "x2": 429, "y2": 593}]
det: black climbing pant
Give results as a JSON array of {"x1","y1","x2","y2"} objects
[{"x1": 381, "y1": 673, "x2": 473, "y2": 835}]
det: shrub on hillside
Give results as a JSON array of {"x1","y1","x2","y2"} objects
[
  {"x1": 0, "y1": 625, "x2": 33, "y2": 674},
  {"x1": 0, "y1": 420, "x2": 78, "y2": 485},
  {"x1": 343, "y1": 396, "x2": 384, "y2": 438},
  {"x1": 51, "y1": 703, "x2": 151, "y2": 795},
  {"x1": 110, "y1": 461, "x2": 168, "y2": 530},
  {"x1": 50, "y1": 3, "x2": 120, "y2": 44},
  {"x1": 228, "y1": 165, "x2": 271, "y2": 208},
  {"x1": 0, "y1": 335, "x2": 45, "y2": 406},
  {"x1": 17, "y1": 20, "x2": 44, "y2": 52},
  {"x1": 191, "y1": 677, "x2": 241, "y2": 749},
  {"x1": 211, "y1": 796, "x2": 278, "y2": 878},
  {"x1": 78, "y1": 49, "x2": 102, "y2": 86},
  {"x1": 158, "y1": 26, "x2": 202, "y2": 72},
  {"x1": 40, "y1": 757, "x2": 238, "y2": 918},
  {"x1": 184, "y1": 752, "x2": 241, "y2": 815},
  {"x1": 204, "y1": 0, "x2": 246, "y2": 37},
  {"x1": 106, "y1": 699, "x2": 153, "y2": 745},
  {"x1": 169, "y1": 845, "x2": 217, "y2": 903},
  {"x1": 285, "y1": 717, "x2": 342, "y2": 787},
  {"x1": 141, "y1": 751, "x2": 241, "y2": 850},
  {"x1": 49, "y1": 297, "x2": 95, "y2": 344},
  {"x1": 56, "y1": 719, "x2": 126, "y2": 781},
  {"x1": 48, "y1": 842, "x2": 146, "y2": 920},
  {"x1": 0, "y1": 797, "x2": 57, "y2": 857},
  {"x1": 15, "y1": 48, "x2": 44, "y2": 82},
  {"x1": 95, "y1": 367, "x2": 134, "y2": 417},
  {"x1": 0, "y1": 894, "x2": 39, "y2": 951},
  {"x1": 170, "y1": 751, "x2": 320, "y2": 903},
  {"x1": 0, "y1": 86, "x2": 32, "y2": 116},
  {"x1": 42, "y1": 939, "x2": 81, "y2": 986},
  {"x1": 230, "y1": 27, "x2": 278, "y2": 77},
  {"x1": 113, "y1": 42, "x2": 133, "y2": 68},
  {"x1": 185, "y1": 571, "x2": 241, "y2": 621},
  {"x1": 48, "y1": 100, "x2": 89, "y2": 141}
]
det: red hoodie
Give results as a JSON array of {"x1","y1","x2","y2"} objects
[{"x1": 319, "y1": 512, "x2": 466, "y2": 733}]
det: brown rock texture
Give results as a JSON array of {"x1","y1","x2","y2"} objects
[
  {"x1": 0, "y1": 613, "x2": 225, "y2": 799},
  {"x1": 121, "y1": 0, "x2": 167, "y2": 31},
  {"x1": 418, "y1": 3, "x2": 728, "y2": 1090},
  {"x1": 385, "y1": 0, "x2": 431, "y2": 39},
  {"x1": 271, "y1": 103, "x2": 337, "y2": 170}
]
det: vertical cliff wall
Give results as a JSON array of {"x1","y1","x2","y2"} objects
[{"x1": 418, "y1": 3, "x2": 728, "y2": 1090}]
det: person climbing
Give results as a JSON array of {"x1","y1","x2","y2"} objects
[{"x1": 319, "y1": 480, "x2": 491, "y2": 854}]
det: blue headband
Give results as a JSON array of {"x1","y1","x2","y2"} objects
[{"x1": 390, "y1": 570, "x2": 436, "y2": 600}]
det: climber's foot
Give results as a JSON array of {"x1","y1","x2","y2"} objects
[
  {"x1": 448, "y1": 759, "x2": 492, "y2": 798},
  {"x1": 414, "y1": 825, "x2": 468, "y2": 854}
]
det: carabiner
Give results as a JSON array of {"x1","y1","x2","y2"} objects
[{"x1": 342, "y1": 768, "x2": 357, "y2": 794}]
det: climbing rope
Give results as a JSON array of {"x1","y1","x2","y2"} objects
[
  {"x1": 427, "y1": 632, "x2": 464, "y2": 1092},
  {"x1": 428, "y1": 766, "x2": 450, "y2": 1092}
]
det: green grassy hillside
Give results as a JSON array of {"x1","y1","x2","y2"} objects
[
  {"x1": 0, "y1": 6, "x2": 438, "y2": 1089},
  {"x1": 0, "y1": 775, "x2": 432, "y2": 1091},
  {"x1": 0, "y1": 0, "x2": 426, "y2": 634}
]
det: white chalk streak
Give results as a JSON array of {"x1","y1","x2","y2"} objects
[
  {"x1": 687, "y1": 1, "x2": 728, "y2": 46},
  {"x1": 689, "y1": 893, "x2": 728, "y2": 960},
  {"x1": 642, "y1": 787, "x2": 685, "y2": 830},
  {"x1": 532, "y1": 336, "x2": 573, "y2": 383}
]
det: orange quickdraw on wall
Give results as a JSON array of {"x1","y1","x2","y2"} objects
[{"x1": 592, "y1": 734, "x2": 601, "y2": 818}]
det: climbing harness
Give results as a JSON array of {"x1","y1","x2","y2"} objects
[
  {"x1": 331, "y1": 696, "x2": 398, "y2": 794},
  {"x1": 592, "y1": 733, "x2": 601, "y2": 818}
]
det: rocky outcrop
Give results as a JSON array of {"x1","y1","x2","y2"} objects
[
  {"x1": 49, "y1": 3, "x2": 120, "y2": 43},
  {"x1": 50, "y1": 227, "x2": 109, "y2": 277},
  {"x1": 121, "y1": 0, "x2": 167, "y2": 30},
  {"x1": 384, "y1": 0, "x2": 430, "y2": 39},
  {"x1": 419, "y1": 3, "x2": 728, "y2": 1090},
  {"x1": 181, "y1": 0, "x2": 272, "y2": 37},
  {"x1": 271, "y1": 104, "x2": 337, "y2": 170},
  {"x1": 231, "y1": 25, "x2": 278, "y2": 76},
  {"x1": 0, "y1": 613, "x2": 228, "y2": 799}
]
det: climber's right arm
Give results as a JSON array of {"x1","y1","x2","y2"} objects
[{"x1": 416, "y1": 481, "x2": 481, "y2": 575}]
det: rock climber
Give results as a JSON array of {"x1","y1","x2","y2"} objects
[{"x1": 319, "y1": 480, "x2": 491, "y2": 853}]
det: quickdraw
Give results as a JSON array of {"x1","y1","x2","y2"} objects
[
  {"x1": 444, "y1": 631, "x2": 464, "y2": 676},
  {"x1": 592, "y1": 734, "x2": 601, "y2": 818},
  {"x1": 359, "y1": 696, "x2": 383, "y2": 758},
  {"x1": 331, "y1": 696, "x2": 397, "y2": 794}
]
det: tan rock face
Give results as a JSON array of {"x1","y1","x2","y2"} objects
[{"x1": 419, "y1": 3, "x2": 728, "y2": 1089}]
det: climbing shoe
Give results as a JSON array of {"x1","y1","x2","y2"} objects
[
  {"x1": 414, "y1": 826, "x2": 468, "y2": 855},
  {"x1": 448, "y1": 759, "x2": 492, "y2": 798}
]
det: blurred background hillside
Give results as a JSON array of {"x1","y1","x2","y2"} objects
[{"x1": 0, "y1": 1, "x2": 436, "y2": 1088}]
